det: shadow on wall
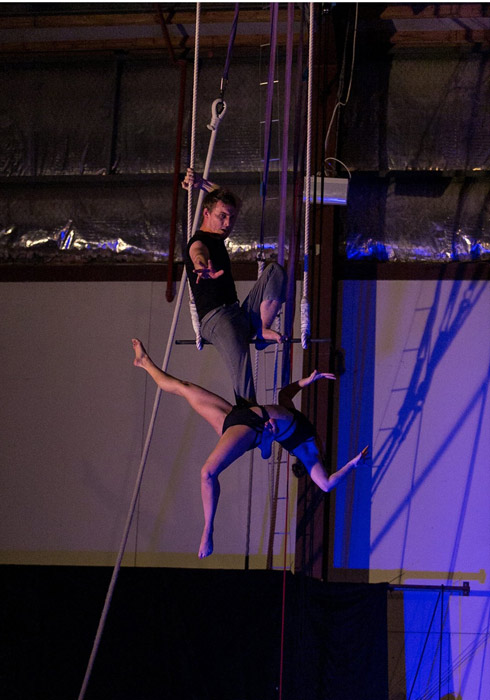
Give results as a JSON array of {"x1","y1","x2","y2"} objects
[{"x1": 370, "y1": 272, "x2": 489, "y2": 563}]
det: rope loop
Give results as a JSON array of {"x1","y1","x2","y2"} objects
[
  {"x1": 207, "y1": 98, "x2": 228, "y2": 131},
  {"x1": 300, "y1": 296, "x2": 310, "y2": 349},
  {"x1": 190, "y1": 298, "x2": 203, "y2": 350},
  {"x1": 301, "y1": 3, "x2": 314, "y2": 352}
]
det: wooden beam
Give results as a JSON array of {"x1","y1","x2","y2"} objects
[
  {"x1": 391, "y1": 28, "x2": 490, "y2": 46},
  {"x1": 381, "y1": 4, "x2": 486, "y2": 20},
  {"x1": 0, "y1": 33, "x2": 303, "y2": 55},
  {"x1": 0, "y1": 6, "x2": 304, "y2": 55},
  {"x1": 0, "y1": 8, "x2": 301, "y2": 30}
]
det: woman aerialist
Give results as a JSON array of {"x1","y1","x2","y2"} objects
[{"x1": 132, "y1": 338, "x2": 368, "y2": 559}]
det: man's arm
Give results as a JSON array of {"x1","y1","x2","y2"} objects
[
  {"x1": 182, "y1": 168, "x2": 218, "y2": 194},
  {"x1": 278, "y1": 370, "x2": 335, "y2": 409},
  {"x1": 188, "y1": 240, "x2": 224, "y2": 283}
]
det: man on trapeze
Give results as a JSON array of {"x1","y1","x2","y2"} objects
[
  {"x1": 132, "y1": 338, "x2": 369, "y2": 559},
  {"x1": 182, "y1": 168, "x2": 286, "y2": 402}
]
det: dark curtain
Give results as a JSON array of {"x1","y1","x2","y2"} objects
[{"x1": 2, "y1": 566, "x2": 388, "y2": 700}]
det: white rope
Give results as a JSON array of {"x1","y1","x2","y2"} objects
[
  {"x1": 78, "y1": 7, "x2": 203, "y2": 699},
  {"x1": 76, "y1": 264, "x2": 188, "y2": 700},
  {"x1": 301, "y1": 3, "x2": 314, "y2": 350},
  {"x1": 187, "y1": 3, "x2": 202, "y2": 350},
  {"x1": 186, "y1": 6, "x2": 229, "y2": 351}
]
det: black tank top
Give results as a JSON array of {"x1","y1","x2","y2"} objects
[{"x1": 185, "y1": 231, "x2": 238, "y2": 320}]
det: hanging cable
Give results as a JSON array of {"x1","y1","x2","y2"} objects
[
  {"x1": 323, "y1": 3, "x2": 358, "y2": 168},
  {"x1": 186, "y1": 3, "x2": 204, "y2": 349},
  {"x1": 257, "y1": 3, "x2": 279, "y2": 276},
  {"x1": 244, "y1": 341, "x2": 261, "y2": 569},
  {"x1": 278, "y1": 450, "x2": 291, "y2": 700},
  {"x1": 166, "y1": 61, "x2": 188, "y2": 302},
  {"x1": 220, "y1": 4, "x2": 240, "y2": 101},
  {"x1": 187, "y1": 4, "x2": 239, "y2": 346},
  {"x1": 301, "y1": 3, "x2": 314, "y2": 349},
  {"x1": 277, "y1": 3, "x2": 294, "y2": 269},
  {"x1": 78, "y1": 6, "x2": 208, "y2": 698},
  {"x1": 155, "y1": 4, "x2": 189, "y2": 303},
  {"x1": 245, "y1": 6, "x2": 281, "y2": 564},
  {"x1": 282, "y1": 4, "x2": 306, "y2": 389}
]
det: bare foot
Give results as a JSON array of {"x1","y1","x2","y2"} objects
[
  {"x1": 198, "y1": 532, "x2": 214, "y2": 559},
  {"x1": 132, "y1": 338, "x2": 148, "y2": 368}
]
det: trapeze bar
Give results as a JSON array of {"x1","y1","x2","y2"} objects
[
  {"x1": 388, "y1": 582, "x2": 470, "y2": 596},
  {"x1": 175, "y1": 338, "x2": 331, "y2": 345}
]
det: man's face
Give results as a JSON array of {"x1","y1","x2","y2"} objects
[{"x1": 201, "y1": 201, "x2": 237, "y2": 238}]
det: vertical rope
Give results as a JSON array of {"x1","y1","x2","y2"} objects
[
  {"x1": 166, "y1": 60, "x2": 187, "y2": 303},
  {"x1": 265, "y1": 341, "x2": 282, "y2": 570},
  {"x1": 277, "y1": 3, "x2": 294, "y2": 268},
  {"x1": 282, "y1": 5, "x2": 306, "y2": 389},
  {"x1": 77, "y1": 9, "x2": 203, "y2": 699},
  {"x1": 258, "y1": 3, "x2": 279, "y2": 265},
  {"x1": 187, "y1": 5, "x2": 238, "y2": 348},
  {"x1": 221, "y1": 4, "x2": 240, "y2": 97},
  {"x1": 278, "y1": 451, "x2": 291, "y2": 700},
  {"x1": 245, "y1": 337, "x2": 262, "y2": 565},
  {"x1": 187, "y1": 3, "x2": 203, "y2": 350},
  {"x1": 266, "y1": 444, "x2": 282, "y2": 570},
  {"x1": 247, "y1": 6, "x2": 280, "y2": 557},
  {"x1": 301, "y1": 3, "x2": 314, "y2": 349},
  {"x1": 188, "y1": 3, "x2": 200, "y2": 229}
]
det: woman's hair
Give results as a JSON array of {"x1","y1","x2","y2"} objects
[{"x1": 202, "y1": 188, "x2": 239, "y2": 212}]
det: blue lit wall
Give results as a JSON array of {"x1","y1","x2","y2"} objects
[{"x1": 335, "y1": 278, "x2": 490, "y2": 698}]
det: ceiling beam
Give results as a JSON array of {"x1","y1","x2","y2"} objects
[
  {"x1": 0, "y1": 7, "x2": 303, "y2": 55},
  {"x1": 380, "y1": 4, "x2": 488, "y2": 20}
]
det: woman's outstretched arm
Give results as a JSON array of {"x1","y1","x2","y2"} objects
[
  {"x1": 308, "y1": 446, "x2": 369, "y2": 492},
  {"x1": 278, "y1": 369, "x2": 336, "y2": 409}
]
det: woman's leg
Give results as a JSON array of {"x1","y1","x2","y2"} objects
[
  {"x1": 199, "y1": 425, "x2": 257, "y2": 558},
  {"x1": 132, "y1": 338, "x2": 232, "y2": 435}
]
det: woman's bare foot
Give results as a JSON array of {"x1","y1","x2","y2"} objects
[
  {"x1": 198, "y1": 531, "x2": 214, "y2": 559},
  {"x1": 132, "y1": 338, "x2": 149, "y2": 368}
]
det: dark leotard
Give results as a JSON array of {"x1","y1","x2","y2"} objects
[
  {"x1": 222, "y1": 404, "x2": 316, "y2": 454},
  {"x1": 222, "y1": 404, "x2": 271, "y2": 450},
  {"x1": 274, "y1": 408, "x2": 317, "y2": 452}
]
